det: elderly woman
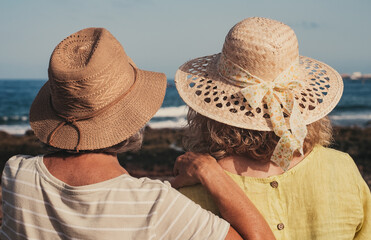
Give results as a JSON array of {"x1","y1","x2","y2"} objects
[
  {"x1": 0, "y1": 28, "x2": 275, "y2": 239},
  {"x1": 173, "y1": 17, "x2": 371, "y2": 239}
]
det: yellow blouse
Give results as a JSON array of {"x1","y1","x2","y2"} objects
[{"x1": 179, "y1": 145, "x2": 371, "y2": 239}]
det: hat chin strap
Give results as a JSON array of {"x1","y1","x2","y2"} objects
[
  {"x1": 217, "y1": 53, "x2": 307, "y2": 171},
  {"x1": 48, "y1": 66, "x2": 138, "y2": 152}
]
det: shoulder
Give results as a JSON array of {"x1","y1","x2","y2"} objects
[
  {"x1": 179, "y1": 184, "x2": 220, "y2": 215},
  {"x1": 128, "y1": 176, "x2": 173, "y2": 191},
  {"x1": 1, "y1": 155, "x2": 41, "y2": 193},
  {"x1": 314, "y1": 145, "x2": 352, "y2": 160},
  {"x1": 117, "y1": 176, "x2": 176, "y2": 204},
  {"x1": 309, "y1": 145, "x2": 366, "y2": 190},
  {"x1": 152, "y1": 183, "x2": 229, "y2": 239},
  {"x1": 311, "y1": 145, "x2": 358, "y2": 172},
  {"x1": 119, "y1": 178, "x2": 229, "y2": 238},
  {"x1": 6, "y1": 154, "x2": 37, "y2": 165},
  {"x1": 3, "y1": 154, "x2": 39, "y2": 176}
]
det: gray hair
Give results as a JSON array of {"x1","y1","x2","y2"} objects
[{"x1": 42, "y1": 128, "x2": 144, "y2": 155}]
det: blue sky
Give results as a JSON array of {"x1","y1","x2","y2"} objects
[{"x1": 0, "y1": 0, "x2": 370, "y2": 79}]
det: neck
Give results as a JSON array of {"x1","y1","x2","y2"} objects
[{"x1": 43, "y1": 152, "x2": 129, "y2": 186}]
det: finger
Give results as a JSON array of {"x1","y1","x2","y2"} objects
[
  {"x1": 173, "y1": 163, "x2": 178, "y2": 176},
  {"x1": 170, "y1": 175, "x2": 198, "y2": 189},
  {"x1": 170, "y1": 176, "x2": 182, "y2": 189},
  {"x1": 173, "y1": 155, "x2": 182, "y2": 176}
]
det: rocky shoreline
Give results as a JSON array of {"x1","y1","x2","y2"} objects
[{"x1": 0, "y1": 126, "x2": 370, "y2": 187}]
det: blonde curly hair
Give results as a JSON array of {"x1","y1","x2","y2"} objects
[{"x1": 183, "y1": 108, "x2": 333, "y2": 162}]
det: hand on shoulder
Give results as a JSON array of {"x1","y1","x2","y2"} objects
[{"x1": 170, "y1": 152, "x2": 220, "y2": 189}]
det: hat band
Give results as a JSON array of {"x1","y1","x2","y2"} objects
[
  {"x1": 217, "y1": 53, "x2": 307, "y2": 170},
  {"x1": 48, "y1": 65, "x2": 138, "y2": 152}
]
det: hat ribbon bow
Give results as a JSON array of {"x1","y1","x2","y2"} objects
[{"x1": 218, "y1": 54, "x2": 307, "y2": 170}]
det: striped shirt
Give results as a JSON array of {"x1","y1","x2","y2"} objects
[{"x1": 0, "y1": 155, "x2": 229, "y2": 239}]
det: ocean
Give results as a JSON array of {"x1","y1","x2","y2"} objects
[{"x1": 0, "y1": 79, "x2": 371, "y2": 135}]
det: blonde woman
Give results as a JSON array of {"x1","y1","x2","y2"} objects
[{"x1": 172, "y1": 17, "x2": 371, "y2": 239}]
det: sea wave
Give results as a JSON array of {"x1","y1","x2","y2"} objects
[
  {"x1": 0, "y1": 124, "x2": 31, "y2": 135},
  {"x1": 329, "y1": 114, "x2": 371, "y2": 121},
  {"x1": 329, "y1": 112, "x2": 371, "y2": 126},
  {"x1": 148, "y1": 118, "x2": 188, "y2": 129},
  {"x1": 149, "y1": 105, "x2": 188, "y2": 128},
  {"x1": 1, "y1": 106, "x2": 371, "y2": 135},
  {"x1": 152, "y1": 105, "x2": 188, "y2": 118},
  {"x1": 333, "y1": 105, "x2": 371, "y2": 111},
  {"x1": 0, "y1": 115, "x2": 28, "y2": 124}
]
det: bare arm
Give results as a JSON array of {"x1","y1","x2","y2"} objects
[
  {"x1": 171, "y1": 152, "x2": 275, "y2": 240},
  {"x1": 225, "y1": 226, "x2": 244, "y2": 240}
]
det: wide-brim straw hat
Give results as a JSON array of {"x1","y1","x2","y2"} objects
[
  {"x1": 175, "y1": 17, "x2": 343, "y2": 131},
  {"x1": 30, "y1": 28, "x2": 166, "y2": 151}
]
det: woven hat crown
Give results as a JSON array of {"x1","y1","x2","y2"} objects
[
  {"x1": 48, "y1": 28, "x2": 134, "y2": 118},
  {"x1": 222, "y1": 17, "x2": 299, "y2": 81},
  {"x1": 30, "y1": 27, "x2": 167, "y2": 151}
]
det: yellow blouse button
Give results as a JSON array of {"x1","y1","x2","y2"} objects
[
  {"x1": 277, "y1": 223, "x2": 285, "y2": 230},
  {"x1": 270, "y1": 181, "x2": 279, "y2": 188}
]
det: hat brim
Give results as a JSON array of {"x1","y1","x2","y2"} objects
[
  {"x1": 30, "y1": 68, "x2": 166, "y2": 150},
  {"x1": 175, "y1": 53, "x2": 343, "y2": 131}
]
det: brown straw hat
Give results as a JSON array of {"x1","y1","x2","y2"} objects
[
  {"x1": 175, "y1": 17, "x2": 343, "y2": 131},
  {"x1": 30, "y1": 28, "x2": 166, "y2": 151}
]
